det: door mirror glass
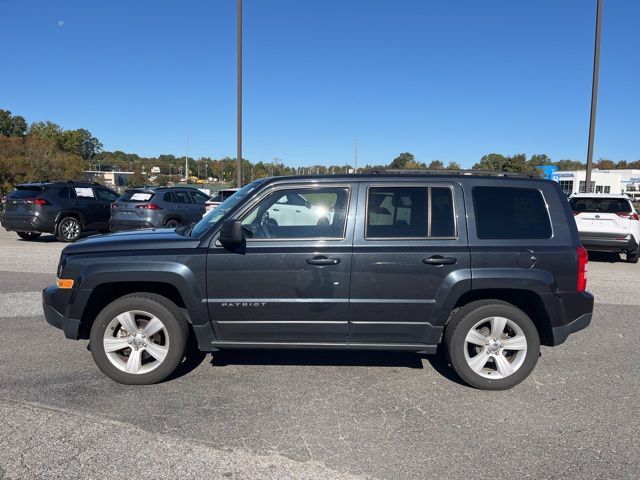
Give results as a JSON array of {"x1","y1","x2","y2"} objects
[{"x1": 219, "y1": 220, "x2": 245, "y2": 249}]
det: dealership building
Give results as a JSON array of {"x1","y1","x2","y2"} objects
[{"x1": 552, "y1": 169, "x2": 640, "y2": 200}]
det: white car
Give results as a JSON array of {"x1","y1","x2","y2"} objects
[
  {"x1": 266, "y1": 192, "x2": 334, "y2": 226},
  {"x1": 205, "y1": 188, "x2": 241, "y2": 213},
  {"x1": 570, "y1": 194, "x2": 640, "y2": 263}
]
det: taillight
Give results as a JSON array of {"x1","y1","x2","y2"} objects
[
  {"x1": 25, "y1": 198, "x2": 49, "y2": 206},
  {"x1": 577, "y1": 246, "x2": 588, "y2": 292},
  {"x1": 616, "y1": 212, "x2": 639, "y2": 220},
  {"x1": 111, "y1": 202, "x2": 118, "y2": 209},
  {"x1": 572, "y1": 211, "x2": 580, "y2": 216},
  {"x1": 135, "y1": 203, "x2": 162, "y2": 210}
]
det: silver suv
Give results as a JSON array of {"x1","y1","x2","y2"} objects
[{"x1": 109, "y1": 187, "x2": 210, "y2": 231}]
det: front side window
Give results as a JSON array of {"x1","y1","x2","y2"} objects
[
  {"x1": 190, "y1": 191, "x2": 209, "y2": 204},
  {"x1": 473, "y1": 187, "x2": 552, "y2": 239},
  {"x1": 241, "y1": 187, "x2": 349, "y2": 239},
  {"x1": 95, "y1": 188, "x2": 119, "y2": 202}
]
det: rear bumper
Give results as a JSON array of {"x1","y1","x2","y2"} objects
[
  {"x1": 544, "y1": 291, "x2": 594, "y2": 346},
  {"x1": 1, "y1": 213, "x2": 54, "y2": 233},
  {"x1": 580, "y1": 234, "x2": 638, "y2": 253},
  {"x1": 42, "y1": 285, "x2": 82, "y2": 339},
  {"x1": 109, "y1": 220, "x2": 156, "y2": 232}
]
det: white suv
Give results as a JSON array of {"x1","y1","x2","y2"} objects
[{"x1": 570, "y1": 194, "x2": 640, "y2": 263}]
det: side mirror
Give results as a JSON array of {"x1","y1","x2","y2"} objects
[{"x1": 219, "y1": 220, "x2": 244, "y2": 250}]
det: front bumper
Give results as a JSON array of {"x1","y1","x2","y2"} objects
[
  {"x1": 580, "y1": 234, "x2": 638, "y2": 253},
  {"x1": 42, "y1": 286, "x2": 82, "y2": 339}
]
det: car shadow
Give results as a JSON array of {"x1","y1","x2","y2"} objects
[
  {"x1": 587, "y1": 251, "x2": 624, "y2": 263},
  {"x1": 209, "y1": 349, "x2": 425, "y2": 368}
]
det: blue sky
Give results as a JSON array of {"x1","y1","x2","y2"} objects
[{"x1": 1, "y1": 0, "x2": 638, "y2": 168}]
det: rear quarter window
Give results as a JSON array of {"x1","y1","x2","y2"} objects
[{"x1": 473, "y1": 186, "x2": 552, "y2": 239}]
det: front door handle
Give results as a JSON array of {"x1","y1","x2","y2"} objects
[
  {"x1": 306, "y1": 256, "x2": 341, "y2": 266},
  {"x1": 423, "y1": 256, "x2": 457, "y2": 265}
]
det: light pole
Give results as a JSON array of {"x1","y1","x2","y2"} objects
[
  {"x1": 236, "y1": 0, "x2": 243, "y2": 187},
  {"x1": 585, "y1": 0, "x2": 603, "y2": 192}
]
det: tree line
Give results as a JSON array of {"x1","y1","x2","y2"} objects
[{"x1": 2, "y1": 107, "x2": 639, "y2": 195}]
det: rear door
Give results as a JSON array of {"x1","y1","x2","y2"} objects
[
  {"x1": 570, "y1": 197, "x2": 631, "y2": 238},
  {"x1": 188, "y1": 190, "x2": 209, "y2": 221},
  {"x1": 349, "y1": 181, "x2": 470, "y2": 345}
]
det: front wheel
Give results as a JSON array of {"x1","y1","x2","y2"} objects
[
  {"x1": 17, "y1": 231, "x2": 42, "y2": 241},
  {"x1": 56, "y1": 216, "x2": 81, "y2": 242},
  {"x1": 89, "y1": 293, "x2": 189, "y2": 384},
  {"x1": 445, "y1": 300, "x2": 540, "y2": 390}
]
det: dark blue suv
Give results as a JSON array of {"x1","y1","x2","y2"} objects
[{"x1": 42, "y1": 172, "x2": 594, "y2": 390}]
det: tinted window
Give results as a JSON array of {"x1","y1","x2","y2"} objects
[
  {"x1": 163, "y1": 192, "x2": 174, "y2": 202},
  {"x1": 569, "y1": 197, "x2": 631, "y2": 213},
  {"x1": 241, "y1": 187, "x2": 349, "y2": 239},
  {"x1": 58, "y1": 187, "x2": 72, "y2": 199},
  {"x1": 10, "y1": 186, "x2": 44, "y2": 199},
  {"x1": 473, "y1": 187, "x2": 552, "y2": 239},
  {"x1": 366, "y1": 187, "x2": 428, "y2": 238},
  {"x1": 174, "y1": 191, "x2": 192, "y2": 204},
  {"x1": 431, "y1": 187, "x2": 455, "y2": 237},
  {"x1": 190, "y1": 191, "x2": 209, "y2": 204},
  {"x1": 95, "y1": 188, "x2": 119, "y2": 202}
]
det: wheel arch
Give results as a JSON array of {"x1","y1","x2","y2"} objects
[
  {"x1": 55, "y1": 210, "x2": 86, "y2": 228},
  {"x1": 448, "y1": 289, "x2": 554, "y2": 346},
  {"x1": 78, "y1": 281, "x2": 190, "y2": 339}
]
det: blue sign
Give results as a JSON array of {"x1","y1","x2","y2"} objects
[{"x1": 540, "y1": 165, "x2": 558, "y2": 180}]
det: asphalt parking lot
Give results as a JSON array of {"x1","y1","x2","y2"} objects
[{"x1": 0, "y1": 228, "x2": 638, "y2": 479}]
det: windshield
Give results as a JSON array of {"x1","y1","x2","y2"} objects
[
  {"x1": 570, "y1": 197, "x2": 631, "y2": 213},
  {"x1": 190, "y1": 180, "x2": 265, "y2": 237}
]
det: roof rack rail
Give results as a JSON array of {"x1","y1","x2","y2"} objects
[{"x1": 364, "y1": 169, "x2": 537, "y2": 178}]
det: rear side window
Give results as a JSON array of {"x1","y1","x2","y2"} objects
[
  {"x1": 569, "y1": 197, "x2": 631, "y2": 213},
  {"x1": 174, "y1": 191, "x2": 192, "y2": 204},
  {"x1": 366, "y1": 186, "x2": 456, "y2": 239},
  {"x1": 163, "y1": 192, "x2": 174, "y2": 202},
  {"x1": 121, "y1": 191, "x2": 155, "y2": 202},
  {"x1": 473, "y1": 187, "x2": 552, "y2": 239}
]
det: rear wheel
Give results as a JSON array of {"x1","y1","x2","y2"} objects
[
  {"x1": 56, "y1": 216, "x2": 81, "y2": 242},
  {"x1": 626, "y1": 247, "x2": 639, "y2": 264},
  {"x1": 445, "y1": 300, "x2": 540, "y2": 390},
  {"x1": 90, "y1": 293, "x2": 189, "y2": 384},
  {"x1": 16, "y1": 231, "x2": 42, "y2": 241},
  {"x1": 164, "y1": 219, "x2": 181, "y2": 228}
]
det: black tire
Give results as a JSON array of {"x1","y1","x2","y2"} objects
[
  {"x1": 444, "y1": 300, "x2": 540, "y2": 390},
  {"x1": 56, "y1": 216, "x2": 82, "y2": 242},
  {"x1": 89, "y1": 293, "x2": 189, "y2": 385},
  {"x1": 16, "y1": 231, "x2": 42, "y2": 241},
  {"x1": 626, "y1": 249, "x2": 639, "y2": 264},
  {"x1": 164, "y1": 219, "x2": 181, "y2": 228}
]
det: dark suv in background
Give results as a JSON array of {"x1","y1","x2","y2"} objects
[
  {"x1": 43, "y1": 172, "x2": 593, "y2": 390},
  {"x1": 109, "y1": 186, "x2": 210, "y2": 231},
  {"x1": 1, "y1": 181, "x2": 119, "y2": 241}
]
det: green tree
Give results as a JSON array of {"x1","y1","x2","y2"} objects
[
  {"x1": 529, "y1": 154, "x2": 552, "y2": 166},
  {"x1": 128, "y1": 167, "x2": 147, "y2": 187},
  {"x1": 555, "y1": 159, "x2": 585, "y2": 170},
  {"x1": 0, "y1": 109, "x2": 27, "y2": 137},
  {"x1": 446, "y1": 161, "x2": 461, "y2": 170},
  {"x1": 389, "y1": 152, "x2": 425, "y2": 169},
  {"x1": 473, "y1": 153, "x2": 507, "y2": 171},
  {"x1": 596, "y1": 159, "x2": 615, "y2": 170},
  {"x1": 427, "y1": 160, "x2": 445, "y2": 170}
]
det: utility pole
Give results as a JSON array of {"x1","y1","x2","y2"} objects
[
  {"x1": 236, "y1": 0, "x2": 243, "y2": 187},
  {"x1": 184, "y1": 135, "x2": 189, "y2": 182},
  {"x1": 585, "y1": 0, "x2": 603, "y2": 193},
  {"x1": 354, "y1": 139, "x2": 358, "y2": 173}
]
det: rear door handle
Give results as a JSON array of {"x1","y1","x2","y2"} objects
[
  {"x1": 423, "y1": 256, "x2": 457, "y2": 265},
  {"x1": 306, "y1": 256, "x2": 341, "y2": 266}
]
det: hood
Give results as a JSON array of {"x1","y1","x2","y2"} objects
[{"x1": 63, "y1": 228, "x2": 201, "y2": 254}]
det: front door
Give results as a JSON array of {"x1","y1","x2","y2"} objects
[
  {"x1": 206, "y1": 183, "x2": 356, "y2": 343},
  {"x1": 349, "y1": 182, "x2": 470, "y2": 345}
]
